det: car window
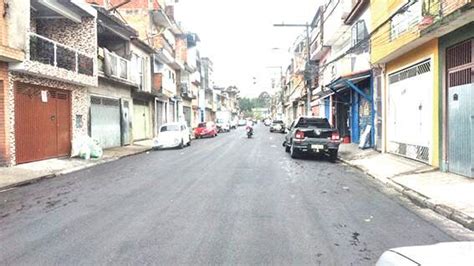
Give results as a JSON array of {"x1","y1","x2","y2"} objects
[
  {"x1": 296, "y1": 118, "x2": 331, "y2": 129},
  {"x1": 198, "y1": 122, "x2": 206, "y2": 128},
  {"x1": 160, "y1": 125, "x2": 180, "y2": 132}
]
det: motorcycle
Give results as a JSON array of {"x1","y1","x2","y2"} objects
[{"x1": 246, "y1": 126, "x2": 253, "y2": 138}]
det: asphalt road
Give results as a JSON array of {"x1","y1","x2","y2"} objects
[{"x1": 1, "y1": 124, "x2": 473, "y2": 265}]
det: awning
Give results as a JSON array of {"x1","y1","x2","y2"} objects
[{"x1": 324, "y1": 70, "x2": 372, "y2": 102}]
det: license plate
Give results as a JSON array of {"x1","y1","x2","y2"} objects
[{"x1": 311, "y1": 144, "x2": 324, "y2": 149}]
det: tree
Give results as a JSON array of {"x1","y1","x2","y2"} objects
[{"x1": 256, "y1": 91, "x2": 271, "y2": 108}]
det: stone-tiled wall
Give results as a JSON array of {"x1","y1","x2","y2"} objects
[
  {"x1": 6, "y1": 72, "x2": 89, "y2": 166},
  {"x1": 36, "y1": 17, "x2": 97, "y2": 56},
  {"x1": 21, "y1": 16, "x2": 98, "y2": 87}
]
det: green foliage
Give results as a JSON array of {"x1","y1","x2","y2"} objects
[{"x1": 238, "y1": 91, "x2": 271, "y2": 111}]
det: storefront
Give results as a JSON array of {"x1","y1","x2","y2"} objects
[{"x1": 325, "y1": 71, "x2": 374, "y2": 148}]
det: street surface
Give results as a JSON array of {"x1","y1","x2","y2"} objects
[{"x1": 1, "y1": 125, "x2": 473, "y2": 265}]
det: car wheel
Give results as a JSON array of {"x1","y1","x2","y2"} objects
[
  {"x1": 290, "y1": 144, "x2": 299, "y2": 158},
  {"x1": 329, "y1": 150, "x2": 338, "y2": 163},
  {"x1": 179, "y1": 140, "x2": 184, "y2": 149}
]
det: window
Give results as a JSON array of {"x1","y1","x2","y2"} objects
[
  {"x1": 390, "y1": 0, "x2": 422, "y2": 40},
  {"x1": 296, "y1": 118, "x2": 331, "y2": 129},
  {"x1": 351, "y1": 20, "x2": 368, "y2": 47},
  {"x1": 160, "y1": 125, "x2": 180, "y2": 132}
]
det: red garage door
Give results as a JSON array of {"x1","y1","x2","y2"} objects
[{"x1": 15, "y1": 82, "x2": 71, "y2": 164}]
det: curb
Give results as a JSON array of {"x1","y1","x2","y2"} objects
[
  {"x1": 0, "y1": 148, "x2": 152, "y2": 192},
  {"x1": 339, "y1": 156, "x2": 474, "y2": 231}
]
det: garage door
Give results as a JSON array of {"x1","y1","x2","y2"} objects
[
  {"x1": 133, "y1": 100, "x2": 150, "y2": 140},
  {"x1": 387, "y1": 59, "x2": 433, "y2": 163},
  {"x1": 90, "y1": 96, "x2": 121, "y2": 148},
  {"x1": 15, "y1": 83, "x2": 71, "y2": 164}
]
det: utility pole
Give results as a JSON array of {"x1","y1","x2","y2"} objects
[{"x1": 273, "y1": 23, "x2": 313, "y2": 116}]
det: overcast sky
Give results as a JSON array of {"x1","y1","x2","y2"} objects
[{"x1": 175, "y1": 0, "x2": 318, "y2": 97}]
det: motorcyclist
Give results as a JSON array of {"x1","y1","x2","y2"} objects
[{"x1": 245, "y1": 119, "x2": 254, "y2": 135}]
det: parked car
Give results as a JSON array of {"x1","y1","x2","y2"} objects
[
  {"x1": 376, "y1": 242, "x2": 474, "y2": 266},
  {"x1": 230, "y1": 118, "x2": 238, "y2": 129},
  {"x1": 153, "y1": 122, "x2": 191, "y2": 150},
  {"x1": 269, "y1": 120, "x2": 285, "y2": 133},
  {"x1": 238, "y1": 119, "x2": 247, "y2": 126},
  {"x1": 282, "y1": 116, "x2": 340, "y2": 161},
  {"x1": 194, "y1": 121, "x2": 218, "y2": 138},
  {"x1": 264, "y1": 118, "x2": 272, "y2": 126},
  {"x1": 216, "y1": 118, "x2": 230, "y2": 133}
]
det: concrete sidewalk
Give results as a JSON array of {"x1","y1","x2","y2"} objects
[
  {"x1": 339, "y1": 144, "x2": 474, "y2": 230},
  {"x1": 0, "y1": 140, "x2": 153, "y2": 191}
]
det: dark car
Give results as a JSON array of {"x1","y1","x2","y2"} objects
[
  {"x1": 269, "y1": 120, "x2": 285, "y2": 133},
  {"x1": 282, "y1": 116, "x2": 340, "y2": 161}
]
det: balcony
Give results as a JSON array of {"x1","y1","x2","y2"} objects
[
  {"x1": 98, "y1": 48, "x2": 137, "y2": 86},
  {"x1": 10, "y1": 32, "x2": 96, "y2": 87},
  {"x1": 420, "y1": 0, "x2": 474, "y2": 35},
  {"x1": 180, "y1": 83, "x2": 197, "y2": 100}
]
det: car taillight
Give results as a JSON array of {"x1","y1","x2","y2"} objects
[
  {"x1": 295, "y1": 130, "x2": 305, "y2": 139},
  {"x1": 331, "y1": 131, "x2": 340, "y2": 141}
]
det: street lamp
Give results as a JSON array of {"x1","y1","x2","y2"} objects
[{"x1": 273, "y1": 23, "x2": 312, "y2": 116}]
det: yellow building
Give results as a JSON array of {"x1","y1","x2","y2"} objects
[
  {"x1": 371, "y1": 0, "x2": 440, "y2": 166},
  {"x1": 371, "y1": 0, "x2": 474, "y2": 173}
]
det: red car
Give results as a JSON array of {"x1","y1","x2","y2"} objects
[{"x1": 194, "y1": 122, "x2": 218, "y2": 138}]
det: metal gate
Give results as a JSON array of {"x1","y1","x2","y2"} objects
[
  {"x1": 133, "y1": 100, "x2": 150, "y2": 140},
  {"x1": 169, "y1": 101, "x2": 175, "y2": 122},
  {"x1": 90, "y1": 96, "x2": 121, "y2": 148},
  {"x1": 447, "y1": 39, "x2": 473, "y2": 178},
  {"x1": 183, "y1": 106, "x2": 192, "y2": 127},
  {"x1": 15, "y1": 83, "x2": 71, "y2": 164},
  {"x1": 156, "y1": 100, "x2": 164, "y2": 134},
  {"x1": 387, "y1": 60, "x2": 433, "y2": 163},
  {"x1": 121, "y1": 99, "x2": 131, "y2": 145}
]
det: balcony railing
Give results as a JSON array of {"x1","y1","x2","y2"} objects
[
  {"x1": 99, "y1": 48, "x2": 135, "y2": 83},
  {"x1": 29, "y1": 32, "x2": 93, "y2": 76}
]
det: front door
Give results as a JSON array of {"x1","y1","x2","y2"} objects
[
  {"x1": 133, "y1": 100, "x2": 149, "y2": 140},
  {"x1": 446, "y1": 39, "x2": 474, "y2": 178},
  {"x1": 15, "y1": 83, "x2": 71, "y2": 164}
]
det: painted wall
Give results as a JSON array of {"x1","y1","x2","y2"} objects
[
  {"x1": 371, "y1": 0, "x2": 422, "y2": 64},
  {"x1": 385, "y1": 39, "x2": 439, "y2": 166},
  {"x1": 6, "y1": 0, "x2": 29, "y2": 51}
]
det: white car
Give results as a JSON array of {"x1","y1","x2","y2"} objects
[
  {"x1": 230, "y1": 118, "x2": 238, "y2": 129},
  {"x1": 216, "y1": 119, "x2": 230, "y2": 132},
  {"x1": 376, "y1": 242, "x2": 474, "y2": 266},
  {"x1": 153, "y1": 122, "x2": 191, "y2": 150}
]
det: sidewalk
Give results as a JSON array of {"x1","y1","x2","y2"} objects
[
  {"x1": 339, "y1": 144, "x2": 474, "y2": 230},
  {"x1": 0, "y1": 139, "x2": 153, "y2": 191}
]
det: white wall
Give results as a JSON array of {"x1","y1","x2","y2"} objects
[
  {"x1": 7, "y1": 0, "x2": 30, "y2": 50},
  {"x1": 155, "y1": 63, "x2": 177, "y2": 95}
]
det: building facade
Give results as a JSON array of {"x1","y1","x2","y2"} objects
[
  {"x1": 3, "y1": 0, "x2": 97, "y2": 165},
  {"x1": 371, "y1": 0, "x2": 473, "y2": 175}
]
